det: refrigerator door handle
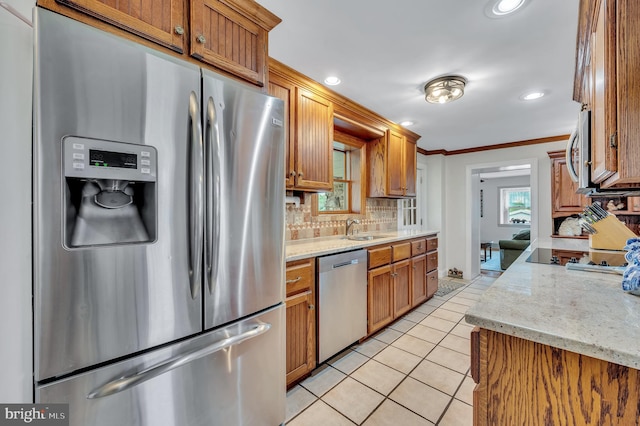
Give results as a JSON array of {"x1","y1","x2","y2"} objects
[
  {"x1": 205, "y1": 96, "x2": 221, "y2": 294},
  {"x1": 188, "y1": 91, "x2": 204, "y2": 299},
  {"x1": 87, "y1": 322, "x2": 271, "y2": 399}
]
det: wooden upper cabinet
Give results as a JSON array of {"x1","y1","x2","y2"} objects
[
  {"x1": 590, "y1": 0, "x2": 617, "y2": 184},
  {"x1": 368, "y1": 129, "x2": 417, "y2": 198},
  {"x1": 548, "y1": 150, "x2": 589, "y2": 217},
  {"x1": 575, "y1": 0, "x2": 640, "y2": 188},
  {"x1": 268, "y1": 75, "x2": 296, "y2": 187},
  {"x1": 48, "y1": 0, "x2": 187, "y2": 52},
  {"x1": 190, "y1": 0, "x2": 280, "y2": 86},
  {"x1": 293, "y1": 88, "x2": 334, "y2": 191}
]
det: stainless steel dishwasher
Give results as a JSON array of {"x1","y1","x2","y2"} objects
[{"x1": 317, "y1": 249, "x2": 368, "y2": 363}]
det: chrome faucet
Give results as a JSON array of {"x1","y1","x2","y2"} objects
[{"x1": 345, "y1": 218, "x2": 360, "y2": 236}]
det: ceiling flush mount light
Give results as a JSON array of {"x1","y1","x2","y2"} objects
[
  {"x1": 424, "y1": 76, "x2": 466, "y2": 104},
  {"x1": 400, "y1": 121, "x2": 414, "y2": 126},
  {"x1": 521, "y1": 91, "x2": 545, "y2": 101},
  {"x1": 324, "y1": 76, "x2": 341, "y2": 86}
]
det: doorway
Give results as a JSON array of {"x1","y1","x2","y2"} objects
[{"x1": 465, "y1": 158, "x2": 538, "y2": 278}]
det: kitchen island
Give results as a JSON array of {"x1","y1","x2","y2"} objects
[{"x1": 465, "y1": 238, "x2": 640, "y2": 425}]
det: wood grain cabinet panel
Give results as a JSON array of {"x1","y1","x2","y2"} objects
[
  {"x1": 391, "y1": 242, "x2": 411, "y2": 262},
  {"x1": 367, "y1": 265, "x2": 394, "y2": 334},
  {"x1": 368, "y1": 129, "x2": 417, "y2": 198},
  {"x1": 411, "y1": 239, "x2": 426, "y2": 256},
  {"x1": 268, "y1": 75, "x2": 296, "y2": 187},
  {"x1": 474, "y1": 328, "x2": 640, "y2": 425},
  {"x1": 392, "y1": 260, "x2": 411, "y2": 317},
  {"x1": 294, "y1": 88, "x2": 334, "y2": 191},
  {"x1": 48, "y1": 0, "x2": 186, "y2": 52},
  {"x1": 189, "y1": 0, "x2": 280, "y2": 86},
  {"x1": 285, "y1": 259, "x2": 315, "y2": 387},
  {"x1": 411, "y1": 255, "x2": 427, "y2": 306},
  {"x1": 548, "y1": 150, "x2": 590, "y2": 218}
]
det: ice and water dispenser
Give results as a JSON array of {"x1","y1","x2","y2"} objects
[{"x1": 62, "y1": 136, "x2": 157, "y2": 247}]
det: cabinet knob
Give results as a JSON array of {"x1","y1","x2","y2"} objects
[
  {"x1": 196, "y1": 34, "x2": 206, "y2": 44},
  {"x1": 609, "y1": 132, "x2": 617, "y2": 148},
  {"x1": 174, "y1": 26, "x2": 184, "y2": 35},
  {"x1": 298, "y1": 171, "x2": 304, "y2": 178},
  {"x1": 308, "y1": 304, "x2": 315, "y2": 310},
  {"x1": 289, "y1": 171, "x2": 296, "y2": 177}
]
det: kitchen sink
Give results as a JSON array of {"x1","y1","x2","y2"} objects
[{"x1": 343, "y1": 234, "x2": 387, "y2": 241}]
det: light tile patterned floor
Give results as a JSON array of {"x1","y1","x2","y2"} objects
[{"x1": 285, "y1": 274, "x2": 496, "y2": 425}]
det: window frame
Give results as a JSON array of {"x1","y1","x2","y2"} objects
[{"x1": 498, "y1": 186, "x2": 532, "y2": 227}]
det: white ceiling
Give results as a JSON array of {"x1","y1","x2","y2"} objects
[{"x1": 259, "y1": 0, "x2": 582, "y2": 151}]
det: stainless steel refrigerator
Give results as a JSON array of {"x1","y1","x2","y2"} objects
[{"x1": 33, "y1": 8, "x2": 285, "y2": 426}]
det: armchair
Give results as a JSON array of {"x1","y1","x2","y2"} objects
[{"x1": 499, "y1": 230, "x2": 530, "y2": 270}]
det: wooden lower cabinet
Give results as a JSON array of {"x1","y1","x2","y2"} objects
[
  {"x1": 367, "y1": 235, "x2": 438, "y2": 335},
  {"x1": 472, "y1": 328, "x2": 640, "y2": 425},
  {"x1": 367, "y1": 265, "x2": 394, "y2": 334},
  {"x1": 393, "y1": 260, "x2": 412, "y2": 317},
  {"x1": 411, "y1": 255, "x2": 427, "y2": 306},
  {"x1": 285, "y1": 258, "x2": 316, "y2": 387}
]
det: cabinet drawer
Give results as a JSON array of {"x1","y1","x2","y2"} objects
[
  {"x1": 369, "y1": 246, "x2": 391, "y2": 269},
  {"x1": 426, "y1": 252, "x2": 438, "y2": 272},
  {"x1": 426, "y1": 237, "x2": 438, "y2": 252},
  {"x1": 427, "y1": 270, "x2": 438, "y2": 298},
  {"x1": 411, "y1": 239, "x2": 427, "y2": 256},
  {"x1": 392, "y1": 242, "x2": 411, "y2": 262},
  {"x1": 286, "y1": 258, "x2": 314, "y2": 297}
]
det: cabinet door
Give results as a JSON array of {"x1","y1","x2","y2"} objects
[
  {"x1": 411, "y1": 255, "x2": 427, "y2": 306},
  {"x1": 368, "y1": 265, "x2": 393, "y2": 334},
  {"x1": 285, "y1": 290, "x2": 316, "y2": 386},
  {"x1": 387, "y1": 129, "x2": 405, "y2": 196},
  {"x1": 426, "y1": 270, "x2": 438, "y2": 299},
  {"x1": 268, "y1": 75, "x2": 296, "y2": 188},
  {"x1": 590, "y1": 0, "x2": 617, "y2": 183},
  {"x1": 393, "y1": 260, "x2": 412, "y2": 317},
  {"x1": 551, "y1": 155, "x2": 589, "y2": 216},
  {"x1": 404, "y1": 139, "x2": 417, "y2": 196},
  {"x1": 190, "y1": 0, "x2": 272, "y2": 86},
  {"x1": 294, "y1": 88, "x2": 334, "y2": 191},
  {"x1": 427, "y1": 251, "x2": 438, "y2": 273},
  {"x1": 53, "y1": 0, "x2": 186, "y2": 52}
]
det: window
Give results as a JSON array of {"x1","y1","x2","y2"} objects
[
  {"x1": 398, "y1": 198, "x2": 418, "y2": 229},
  {"x1": 318, "y1": 149, "x2": 351, "y2": 213},
  {"x1": 316, "y1": 133, "x2": 365, "y2": 215},
  {"x1": 499, "y1": 186, "x2": 531, "y2": 225}
]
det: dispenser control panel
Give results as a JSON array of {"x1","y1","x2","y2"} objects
[{"x1": 63, "y1": 136, "x2": 157, "y2": 182}]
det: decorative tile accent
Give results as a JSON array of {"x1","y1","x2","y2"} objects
[{"x1": 286, "y1": 194, "x2": 398, "y2": 241}]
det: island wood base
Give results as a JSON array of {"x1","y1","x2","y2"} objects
[{"x1": 471, "y1": 328, "x2": 640, "y2": 425}]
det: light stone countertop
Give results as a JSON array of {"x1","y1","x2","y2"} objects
[
  {"x1": 285, "y1": 229, "x2": 439, "y2": 262},
  {"x1": 465, "y1": 237, "x2": 640, "y2": 369}
]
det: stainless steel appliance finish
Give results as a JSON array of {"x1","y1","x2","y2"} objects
[
  {"x1": 34, "y1": 8, "x2": 284, "y2": 425},
  {"x1": 37, "y1": 305, "x2": 285, "y2": 426},
  {"x1": 317, "y1": 250, "x2": 367, "y2": 363},
  {"x1": 202, "y1": 70, "x2": 285, "y2": 329}
]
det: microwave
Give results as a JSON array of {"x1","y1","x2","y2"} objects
[
  {"x1": 565, "y1": 109, "x2": 591, "y2": 194},
  {"x1": 565, "y1": 109, "x2": 640, "y2": 196}
]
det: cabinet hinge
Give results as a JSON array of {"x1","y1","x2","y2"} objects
[{"x1": 609, "y1": 132, "x2": 618, "y2": 149}]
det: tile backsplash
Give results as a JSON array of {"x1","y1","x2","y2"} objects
[{"x1": 286, "y1": 193, "x2": 398, "y2": 240}]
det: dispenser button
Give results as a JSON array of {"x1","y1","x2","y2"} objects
[
  {"x1": 141, "y1": 151, "x2": 150, "y2": 158},
  {"x1": 141, "y1": 159, "x2": 150, "y2": 166},
  {"x1": 72, "y1": 153, "x2": 85, "y2": 160},
  {"x1": 141, "y1": 167, "x2": 150, "y2": 174},
  {"x1": 73, "y1": 162, "x2": 85, "y2": 170},
  {"x1": 72, "y1": 143, "x2": 84, "y2": 150}
]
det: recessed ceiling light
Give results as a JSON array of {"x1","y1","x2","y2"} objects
[
  {"x1": 521, "y1": 91, "x2": 545, "y2": 101},
  {"x1": 324, "y1": 76, "x2": 341, "y2": 86},
  {"x1": 485, "y1": 0, "x2": 527, "y2": 18},
  {"x1": 400, "y1": 121, "x2": 414, "y2": 126}
]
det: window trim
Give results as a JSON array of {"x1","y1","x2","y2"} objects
[{"x1": 498, "y1": 186, "x2": 531, "y2": 227}]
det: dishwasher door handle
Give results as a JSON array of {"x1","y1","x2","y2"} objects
[{"x1": 333, "y1": 259, "x2": 359, "y2": 269}]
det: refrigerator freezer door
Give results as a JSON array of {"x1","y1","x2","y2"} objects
[
  {"x1": 34, "y1": 9, "x2": 202, "y2": 381},
  {"x1": 36, "y1": 305, "x2": 285, "y2": 426},
  {"x1": 202, "y1": 70, "x2": 285, "y2": 329}
]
